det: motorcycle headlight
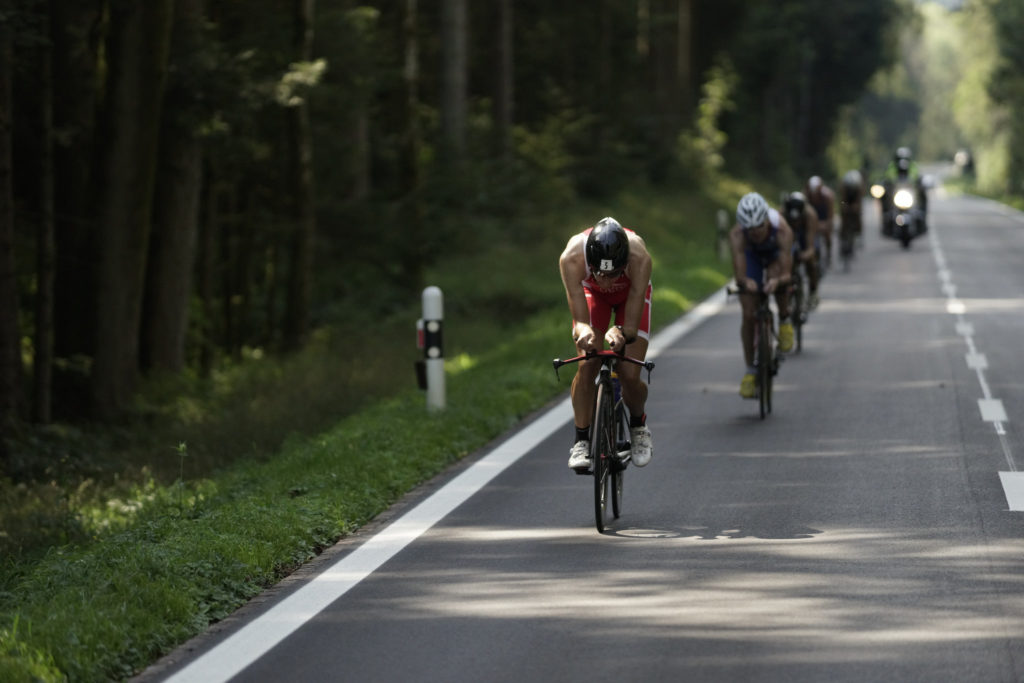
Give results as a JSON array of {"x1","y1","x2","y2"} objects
[
  {"x1": 870, "y1": 183, "x2": 886, "y2": 199},
  {"x1": 893, "y1": 189, "x2": 914, "y2": 209}
]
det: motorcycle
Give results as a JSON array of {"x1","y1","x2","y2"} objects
[{"x1": 877, "y1": 179, "x2": 927, "y2": 249}]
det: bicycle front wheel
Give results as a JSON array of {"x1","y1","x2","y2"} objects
[
  {"x1": 591, "y1": 380, "x2": 615, "y2": 532},
  {"x1": 758, "y1": 314, "x2": 772, "y2": 419}
]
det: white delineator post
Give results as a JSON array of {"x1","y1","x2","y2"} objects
[{"x1": 421, "y1": 286, "x2": 445, "y2": 412}]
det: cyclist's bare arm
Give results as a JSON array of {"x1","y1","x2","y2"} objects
[
  {"x1": 769, "y1": 219, "x2": 795, "y2": 293},
  {"x1": 617, "y1": 234, "x2": 652, "y2": 343},
  {"x1": 728, "y1": 225, "x2": 757, "y2": 292},
  {"x1": 559, "y1": 234, "x2": 596, "y2": 350},
  {"x1": 801, "y1": 205, "x2": 819, "y2": 261}
]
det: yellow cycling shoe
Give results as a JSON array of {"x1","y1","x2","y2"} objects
[
  {"x1": 778, "y1": 321, "x2": 794, "y2": 353},
  {"x1": 740, "y1": 372, "x2": 757, "y2": 399}
]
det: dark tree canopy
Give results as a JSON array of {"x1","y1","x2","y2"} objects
[{"x1": 1, "y1": 0, "x2": 904, "y2": 437}]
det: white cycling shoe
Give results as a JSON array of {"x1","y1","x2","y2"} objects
[
  {"x1": 630, "y1": 425, "x2": 653, "y2": 467},
  {"x1": 568, "y1": 441, "x2": 591, "y2": 470}
]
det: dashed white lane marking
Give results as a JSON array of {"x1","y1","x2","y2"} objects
[
  {"x1": 163, "y1": 289, "x2": 730, "y2": 682},
  {"x1": 999, "y1": 472, "x2": 1024, "y2": 511},
  {"x1": 980, "y1": 399, "x2": 1009, "y2": 423},
  {"x1": 929, "y1": 223, "x2": 1019, "y2": 511},
  {"x1": 966, "y1": 353, "x2": 988, "y2": 370}
]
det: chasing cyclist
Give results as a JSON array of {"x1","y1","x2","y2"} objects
[
  {"x1": 805, "y1": 176, "x2": 836, "y2": 269},
  {"x1": 729, "y1": 192, "x2": 795, "y2": 399},
  {"x1": 559, "y1": 217, "x2": 654, "y2": 471},
  {"x1": 783, "y1": 191, "x2": 821, "y2": 309},
  {"x1": 839, "y1": 169, "x2": 865, "y2": 254}
]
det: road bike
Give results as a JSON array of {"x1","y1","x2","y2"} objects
[
  {"x1": 839, "y1": 206, "x2": 860, "y2": 272},
  {"x1": 729, "y1": 285, "x2": 781, "y2": 419},
  {"x1": 787, "y1": 258, "x2": 808, "y2": 353},
  {"x1": 553, "y1": 349, "x2": 654, "y2": 532}
]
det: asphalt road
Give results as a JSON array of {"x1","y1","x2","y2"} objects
[{"x1": 142, "y1": 185, "x2": 1024, "y2": 683}]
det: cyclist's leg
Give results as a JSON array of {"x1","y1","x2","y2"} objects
[
  {"x1": 740, "y1": 255, "x2": 761, "y2": 365},
  {"x1": 570, "y1": 361, "x2": 600, "y2": 430},
  {"x1": 615, "y1": 284, "x2": 651, "y2": 420},
  {"x1": 809, "y1": 237, "x2": 822, "y2": 303},
  {"x1": 739, "y1": 303, "x2": 758, "y2": 397},
  {"x1": 769, "y1": 258, "x2": 789, "y2": 320},
  {"x1": 770, "y1": 258, "x2": 794, "y2": 352},
  {"x1": 617, "y1": 338, "x2": 648, "y2": 419},
  {"x1": 616, "y1": 286, "x2": 653, "y2": 466},
  {"x1": 821, "y1": 217, "x2": 833, "y2": 266},
  {"x1": 568, "y1": 290, "x2": 610, "y2": 467}
]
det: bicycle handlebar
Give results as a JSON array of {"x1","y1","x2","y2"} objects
[{"x1": 551, "y1": 349, "x2": 655, "y2": 382}]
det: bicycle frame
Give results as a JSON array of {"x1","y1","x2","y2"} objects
[
  {"x1": 788, "y1": 259, "x2": 807, "y2": 352},
  {"x1": 728, "y1": 285, "x2": 780, "y2": 419},
  {"x1": 839, "y1": 207, "x2": 859, "y2": 271},
  {"x1": 553, "y1": 349, "x2": 654, "y2": 531}
]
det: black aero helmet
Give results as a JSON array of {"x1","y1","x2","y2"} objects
[
  {"x1": 784, "y1": 191, "x2": 806, "y2": 224},
  {"x1": 585, "y1": 217, "x2": 629, "y2": 273}
]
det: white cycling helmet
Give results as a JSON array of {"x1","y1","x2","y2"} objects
[{"x1": 736, "y1": 192, "x2": 769, "y2": 230}]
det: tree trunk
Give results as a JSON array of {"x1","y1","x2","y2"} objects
[
  {"x1": 142, "y1": 0, "x2": 206, "y2": 374},
  {"x1": 494, "y1": 0, "x2": 513, "y2": 159},
  {"x1": 400, "y1": 0, "x2": 421, "y2": 196},
  {"x1": 51, "y1": 0, "x2": 101, "y2": 368},
  {"x1": 395, "y1": 0, "x2": 423, "y2": 292},
  {"x1": 34, "y1": 18, "x2": 56, "y2": 424},
  {"x1": 197, "y1": 170, "x2": 218, "y2": 377},
  {"x1": 0, "y1": 16, "x2": 20, "y2": 442},
  {"x1": 283, "y1": 0, "x2": 316, "y2": 351},
  {"x1": 648, "y1": 0, "x2": 680, "y2": 182},
  {"x1": 677, "y1": 0, "x2": 693, "y2": 124},
  {"x1": 90, "y1": 0, "x2": 175, "y2": 418},
  {"x1": 350, "y1": 105, "x2": 370, "y2": 201},
  {"x1": 440, "y1": 0, "x2": 467, "y2": 163}
]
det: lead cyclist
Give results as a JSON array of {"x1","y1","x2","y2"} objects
[{"x1": 558, "y1": 217, "x2": 654, "y2": 472}]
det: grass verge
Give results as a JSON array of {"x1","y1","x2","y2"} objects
[{"x1": 0, "y1": 185, "x2": 736, "y2": 681}]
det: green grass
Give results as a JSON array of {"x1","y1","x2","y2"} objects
[{"x1": 0, "y1": 185, "x2": 733, "y2": 681}]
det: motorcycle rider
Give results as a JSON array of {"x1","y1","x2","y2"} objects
[
  {"x1": 783, "y1": 191, "x2": 821, "y2": 308},
  {"x1": 883, "y1": 147, "x2": 928, "y2": 229}
]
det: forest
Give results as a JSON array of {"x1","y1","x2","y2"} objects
[{"x1": 2, "y1": 0, "x2": 1024, "y2": 471}]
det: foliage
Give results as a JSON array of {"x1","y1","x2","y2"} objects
[
  {"x1": 720, "y1": 0, "x2": 903, "y2": 178},
  {"x1": 840, "y1": 0, "x2": 1024, "y2": 197},
  {"x1": 677, "y1": 59, "x2": 738, "y2": 183}
]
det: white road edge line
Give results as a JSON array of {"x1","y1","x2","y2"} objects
[{"x1": 164, "y1": 288, "x2": 729, "y2": 683}]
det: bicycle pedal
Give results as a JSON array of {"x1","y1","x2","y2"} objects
[{"x1": 573, "y1": 466, "x2": 592, "y2": 476}]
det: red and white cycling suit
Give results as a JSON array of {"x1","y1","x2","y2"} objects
[{"x1": 575, "y1": 227, "x2": 652, "y2": 340}]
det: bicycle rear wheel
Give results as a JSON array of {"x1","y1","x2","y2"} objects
[
  {"x1": 611, "y1": 398, "x2": 629, "y2": 519},
  {"x1": 840, "y1": 218, "x2": 856, "y2": 271},
  {"x1": 790, "y1": 273, "x2": 804, "y2": 353},
  {"x1": 591, "y1": 380, "x2": 615, "y2": 532},
  {"x1": 758, "y1": 313, "x2": 772, "y2": 419}
]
